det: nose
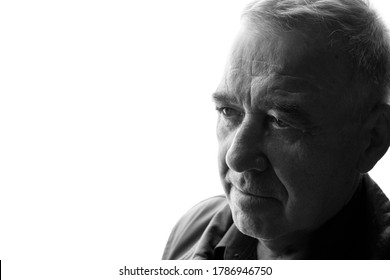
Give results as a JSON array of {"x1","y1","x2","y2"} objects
[{"x1": 225, "y1": 117, "x2": 269, "y2": 173}]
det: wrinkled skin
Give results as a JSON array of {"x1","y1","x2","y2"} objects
[{"x1": 214, "y1": 24, "x2": 365, "y2": 255}]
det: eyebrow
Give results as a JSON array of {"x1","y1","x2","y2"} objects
[{"x1": 212, "y1": 92, "x2": 239, "y2": 105}]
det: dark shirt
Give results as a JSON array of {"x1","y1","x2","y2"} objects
[{"x1": 162, "y1": 174, "x2": 390, "y2": 260}]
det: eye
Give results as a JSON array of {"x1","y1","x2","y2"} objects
[
  {"x1": 216, "y1": 107, "x2": 243, "y2": 118},
  {"x1": 268, "y1": 115, "x2": 290, "y2": 129}
]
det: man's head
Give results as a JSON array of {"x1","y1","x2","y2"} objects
[{"x1": 213, "y1": 0, "x2": 390, "y2": 243}]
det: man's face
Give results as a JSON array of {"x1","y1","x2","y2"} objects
[{"x1": 214, "y1": 24, "x2": 363, "y2": 241}]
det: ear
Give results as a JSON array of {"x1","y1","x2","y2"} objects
[{"x1": 357, "y1": 104, "x2": 390, "y2": 173}]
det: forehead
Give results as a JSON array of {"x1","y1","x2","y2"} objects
[{"x1": 217, "y1": 24, "x2": 354, "y2": 109}]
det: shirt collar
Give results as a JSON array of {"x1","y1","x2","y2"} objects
[
  {"x1": 214, "y1": 224, "x2": 258, "y2": 260},
  {"x1": 213, "y1": 177, "x2": 366, "y2": 260}
]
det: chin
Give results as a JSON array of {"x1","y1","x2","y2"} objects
[
  {"x1": 226, "y1": 186, "x2": 286, "y2": 239},
  {"x1": 230, "y1": 203, "x2": 286, "y2": 240}
]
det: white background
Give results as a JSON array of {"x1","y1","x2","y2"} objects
[{"x1": 0, "y1": 0, "x2": 390, "y2": 278}]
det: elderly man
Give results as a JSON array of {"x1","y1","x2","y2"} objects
[{"x1": 163, "y1": 0, "x2": 390, "y2": 260}]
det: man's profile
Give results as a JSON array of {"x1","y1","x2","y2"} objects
[{"x1": 163, "y1": 0, "x2": 390, "y2": 260}]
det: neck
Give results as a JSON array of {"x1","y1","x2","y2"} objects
[
  {"x1": 256, "y1": 231, "x2": 313, "y2": 260},
  {"x1": 256, "y1": 174, "x2": 363, "y2": 260}
]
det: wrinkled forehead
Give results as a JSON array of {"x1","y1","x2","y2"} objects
[
  {"x1": 216, "y1": 24, "x2": 357, "y2": 120},
  {"x1": 224, "y1": 24, "x2": 353, "y2": 89}
]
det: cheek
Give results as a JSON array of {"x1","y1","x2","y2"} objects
[
  {"x1": 265, "y1": 139, "x2": 332, "y2": 227},
  {"x1": 216, "y1": 123, "x2": 236, "y2": 196},
  {"x1": 270, "y1": 138, "x2": 335, "y2": 189},
  {"x1": 216, "y1": 118, "x2": 233, "y2": 141},
  {"x1": 216, "y1": 128, "x2": 230, "y2": 178},
  {"x1": 267, "y1": 139, "x2": 309, "y2": 187},
  {"x1": 266, "y1": 132, "x2": 310, "y2": 175},
  {"x1": 217, "y1": 146, "x2": 228, "y2": 178},
  {"x1": 269, "y1": 131, "x2": 351, "y2": 179},
  {"x1": 217, "y1": 145, "x2": 232, "y2": 198},
  {"x1": 216, "y1": 121, "x2": 235, "y2": 168},
  {"x1": 267, "y1": 135, "x2": 356, "y2": 210}
]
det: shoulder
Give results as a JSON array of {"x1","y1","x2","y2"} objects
[
  {"x1": 362, "y1": 174, "x2": 390, "y2": 258},
  {"x1": 162, "y1": 195, "x2": 228, "y2": 260}
]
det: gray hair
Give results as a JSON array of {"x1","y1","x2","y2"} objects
[{"x1": 241, "y1": 0, "x2": 390, "y2": 116}]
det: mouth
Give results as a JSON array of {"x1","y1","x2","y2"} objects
[
  {"x1": 232, "y1": 184, "x2": 277, "y2": 200},
  {"x1": 229, "y1": 185, "x2": 282, "y2": 213}
]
